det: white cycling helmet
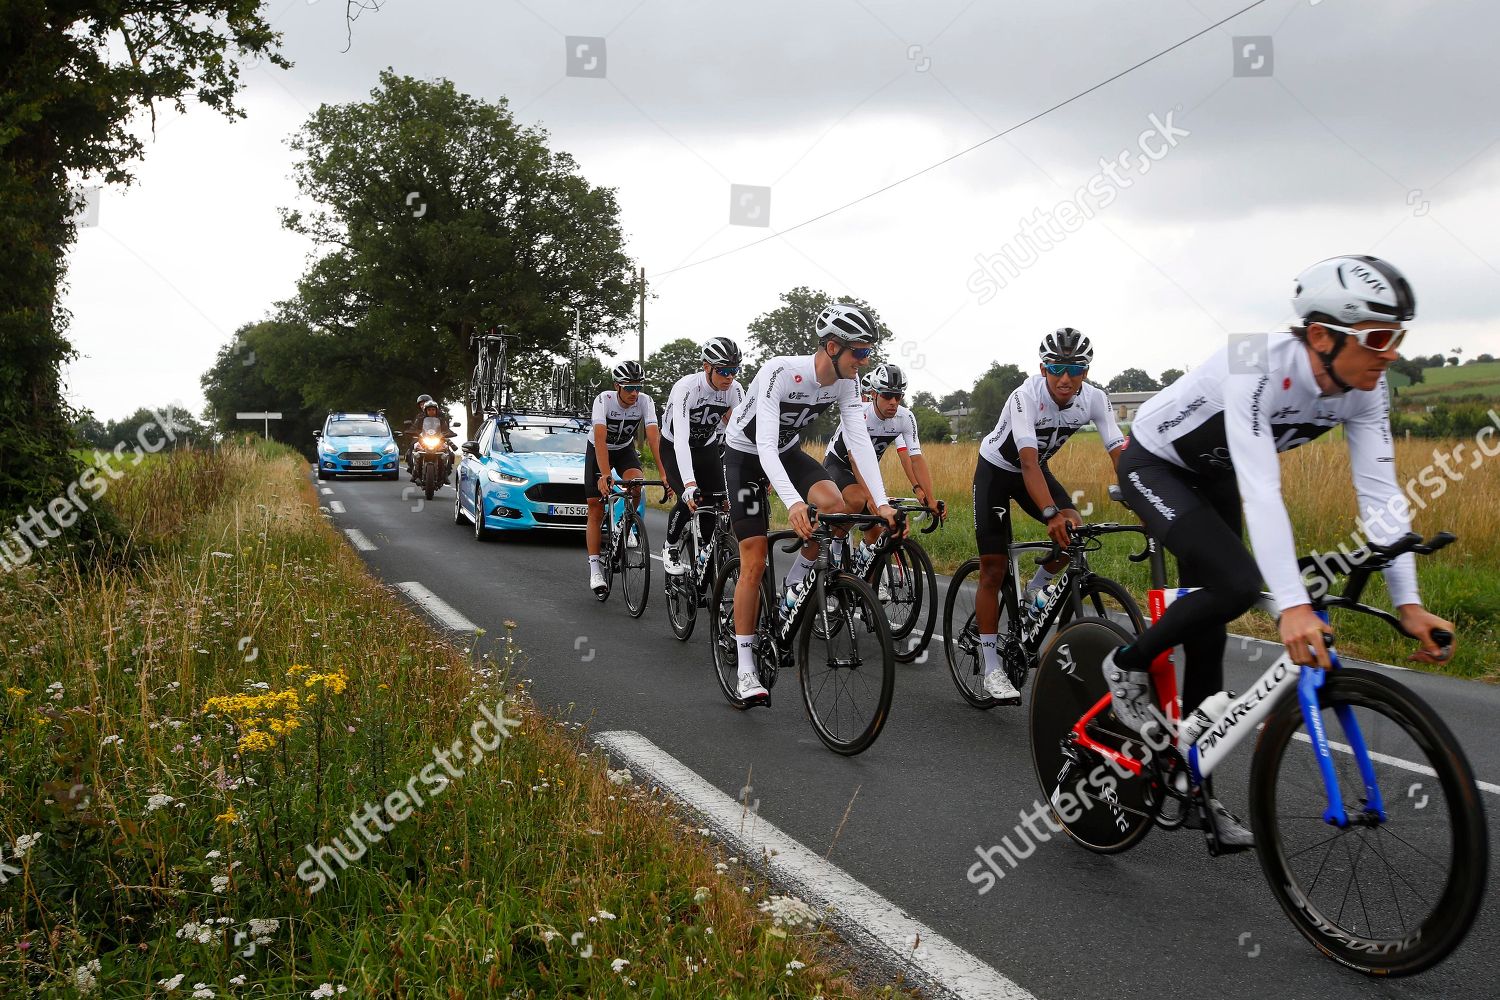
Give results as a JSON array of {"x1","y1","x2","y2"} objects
[
  {"x1": 1292, "y1": 255, "x2": 1416, "y2": 326},
  {"x1": 701, "y1": 336, "x2": 742, "y2": 367},
  {"x1": 867, "y1": 362, "x2": 908, "y2": 394},
  {"x1": 815, "y1": 303, "x2": 879, "y2": 344},
  {"x1": 1039, "y1": 327, "x2": 1094, "y2": 366},
  {"x1": 611, "y1": 360, "x2": 645, "y2": 384}
]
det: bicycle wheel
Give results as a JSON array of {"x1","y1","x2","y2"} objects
[
  {"x1": 1059, "y1": 575, "x2": 1146, "y2": 634},
  {"x1": 891, "y1": 541, "x2": 937, "y2": 664},
  {"x1": 873, "y1": 545, "x2": 922, "y2": 640},
  {"x1": 798, "y1": 571, "x2": 894, "y2": 755},
  {"x1": 666, "y1": 531, "x2": 697, "y2": 640},
  {"x1": 1250, "y1": 668, "x2": 1487, "y2": 976},
  {"x1": 709, "y1": 556, "x2": 774, "y2": 706},
  {"x1": 1029, "y1": 619, "x2": 1160, "y2": 853},
  {"x1": 622, "y1": 506, "x2": 650, "y2": 618},
  {"x1": 942, "y1": 558, "x2": 1020, "y2": 708}
]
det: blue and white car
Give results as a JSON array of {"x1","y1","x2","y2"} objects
[
  {"x1": 454, "y1": 412, "x2": 590, "y2": 537},
  {"x1": 314, "y1": 412, "x2": 400, "y2": 480}
]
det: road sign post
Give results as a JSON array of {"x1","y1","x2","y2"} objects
[{"x1": 235, "y1": 411, "x2": 283, "y2": 440}]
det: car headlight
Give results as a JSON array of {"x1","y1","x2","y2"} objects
[
  {"x1": 487, "y1": 469, "x2": 527, "y2": 485},
  {"x1": 382, "y1": 442, "x2": 398, "y2": 454}
]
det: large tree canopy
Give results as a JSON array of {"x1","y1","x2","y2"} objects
[
  {"x1": 1, "y1": 1, "x2": 284, "y2": 527},
  {"x1": 280, "y1": 70, "x2": 637, "y2": 427},
  {"x1": 964, "y1": 363, "x2": 1027, "y2": 437},
  {"x1": 744, "y1": 287, "x2": 892, "y2": 363}
]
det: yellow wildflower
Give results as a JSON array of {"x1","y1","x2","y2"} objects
[
  {"x1": 286, "y1": 664, "x2": 310, "y2": 677},
  {"x1": 216, "y1": 808, "x2": 239, "y2": 825},
  {"x1": 302, "y1": 669, "x2": 349, "y2": 695},
  {"x1": 237, "y1": 730, "x2": 276, "y2": 753},
  {"x1": 6, "y1": 686, "x2": 29, "y2": 698}
]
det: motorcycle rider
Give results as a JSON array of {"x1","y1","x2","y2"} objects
[{"x1": 406, "y1": 398, "x2": 455, "y2": 481}]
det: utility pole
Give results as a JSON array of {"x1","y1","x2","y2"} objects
[{"x1": 638, "y1": 267, "x2": 646, "y2": 369}]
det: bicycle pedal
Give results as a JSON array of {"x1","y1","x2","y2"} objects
[{"x1": 994, "y1": 696, "x2": 1023, "y2": 707}]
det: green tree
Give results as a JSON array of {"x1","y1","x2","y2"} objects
[
  {"x1": 202, "y1": 321, "x2": 322, "y2": 453},
  {"x1": 1477, "y1": 353, "x2": 1495, "y2": 363},
  {"x1": 1, "y1": 2, "x2": 282, "y2": 538},
  {"x1": 964, "y1": 363, "x2": 1027, "y2": 437},
  {"x1": 911, "y1": 390, "x2": 938, "y2": 411},
  {"x1": 937, "y1": 389, "x2": 970, "y2": 413},
  {"x1": 281, "y1": 71, "x2": 637, "y2": 432},
  {"x1": 1159, "y1": 368, "x2": 1184, "y2": 387},
  {"x1": 1105, "y1": 368, "x2": 1160, "y2": 393},
  {"x1": 912, "y1": 405, "x2": 951, "y2": 446},
  {"x1": 1388, "y1": 357, "x2": 1425, "y2": 385},
  {"x1": 103, "y1": 405, "x2": 208, "y2": 450},
  {"x1": 643, "y1": 338, "x2": 705, "y2": 407},
  {"x1": 744, "y1": 287, "x2": 891, "y2": 362}
]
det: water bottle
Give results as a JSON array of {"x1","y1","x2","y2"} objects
[
  {"x1": 696, "y1": 544, "x2": 711, "y2": 576},
  {"x1": 853, "y1": 544, "x2": 874, "y2": 576},
  {"x1": 783, "y1": 579, "x2": 808, "y2": 615},
  {"x1": 1180, "y1": 691, "x2": 1233, "y2": 751}
]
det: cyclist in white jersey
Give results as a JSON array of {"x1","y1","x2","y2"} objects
[
  {"x1": 1109, "y1": 255, "x2": 1455, "y2": 849},
  {"x1": 586, "y1": 360, "x2": 665, "y2": 596},
  {"x1": 721, "y1": 303, "x2": 903, "y2": 703},
  {"x1": 658, "y1": 337, "x2": 745, "y2": 575},
  {"x1": 822, "y1": 362, "x2": 946, "y2": 569},
  {"x1": 973, "y1": 329, "x2": 1126, "y2": 699}
]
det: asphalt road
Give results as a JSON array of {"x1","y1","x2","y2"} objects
[{"x1": 318, "y1": 472, "x2": 1499, "y2": 1000}]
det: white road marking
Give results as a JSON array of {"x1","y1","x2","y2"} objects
[
  {"x1": 328, "y1": 500, "x2": 346, "y2": 514},
  {"x1": 594, "y1": 731, "x2": 1035, "y2": 1000},
  {"x1": 320, "y1": 487, "x2": 333, "y2": 495},
  {"x1": 343, "y1": 528, "x2": 376, "y2": 551},
  {"x1": 1290, "y1": 732, "x2": 1500, "y2": 796},
  {"x1": 394, "y1": 581, "x2": 478, "y2": 633}
]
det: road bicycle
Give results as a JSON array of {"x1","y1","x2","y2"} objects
[
  {"x1": 709, "y1": 509, "x2": 904, "y2": 755},
  {"x1": 944, "y1": 515, "x2": 1146, "y2": 708},
  {"x1": 664, "y1": 489, "x2": 737, "y2": 641},
  {"x1": 830, "y1": 497, "x2": 942, "y2": 664},
  {"x1": 469, "y1": 325, "x2": 510, "y2": 414},
  {"x1": 595, "y1": 478, "x2": 669, "y2": 619},
  {"x1": 1028, "y1": 522, "x2": 1486, "y2": 976}
]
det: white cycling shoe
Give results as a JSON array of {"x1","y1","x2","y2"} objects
[
  {"x1": 662, "y1": 544, "x2": 688, "y2": 576},
  {"x1": 982, "y1": 668, "x2": 1020, "y2": 700},
  {"x1": 737, "y1": 674, "x2": 769, "y2": 701},
  {"x1": 1102, "y1": 648, "x2": 1156, "y2": 733},
  {"x1": 589, "y1": 567, "x2": 608, "y2": 597}
]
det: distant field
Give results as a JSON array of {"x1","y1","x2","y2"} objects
[{"x1": 1400, "y1": 361, "x2": 1500, "y2": 401}]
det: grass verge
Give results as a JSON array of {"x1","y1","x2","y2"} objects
[{"x1": 1, "y1": 443, "x2": 901, "y2": 998}]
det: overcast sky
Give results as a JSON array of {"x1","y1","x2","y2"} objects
[{"x1": 61, "y1": 0, "x2": 1500, "y2": 421}]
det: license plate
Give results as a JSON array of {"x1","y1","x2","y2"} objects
[
  {"x1": 349, "y1": 460, "x2": 373, "y2": 467},
  {"x1": 548, "y1": 504, "x2": 587, "y2": 517}
]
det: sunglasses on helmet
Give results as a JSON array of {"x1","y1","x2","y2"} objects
[
  {"x1": 1044, "y1": 362, "x2": 1088, "y2": 377},
  {"x1": 1314, "y1": 322, "x2": 1406, "y2": 353}
]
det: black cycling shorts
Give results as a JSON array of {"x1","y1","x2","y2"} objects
[
  {"x1": 821, "y1": 452, "x2": 859, "y2": 492},
  {"x1": 659, "y1": 436, "x2": 726, "y2": 499},
  {"x1": 971, "y1": 456, "x2": 1073, "y2": 556},
  {"x1": 724, "y1": 445, "x2": 831, "y2": 541},
  {"x1": 584, "y1": 444, "x2": 642, "y2": 500}
]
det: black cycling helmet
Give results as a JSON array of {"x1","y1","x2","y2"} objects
[
  {"x1": 611, "y1": 360, "x2": 645, "y2": 384},
  {"x1": 1039, "y1": 328, "x2": 1094, "y2": 366}
]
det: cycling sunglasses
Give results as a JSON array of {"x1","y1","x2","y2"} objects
[
  {"x1": 1044, "y1": 362, "x2": 1088, "y2": 377},
  {"x1": 617, "y1": 383, "x2": 644, "y2": 391},
  {"x1": 876, "y1": 390, "x2": 904, "y2": 401},
  {"x1": 1316, "y1": 322, "x2": 1407, "y2": 353},
  {"x1": 712, "y1": 366, "x2": 741, "y2": 377}
]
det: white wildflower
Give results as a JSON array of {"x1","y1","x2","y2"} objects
[
  {"x1": 693, "y1": 887, "x2": 710, "y2": 903},
  {"x1": 191, "y1": 984, "x2": 215, "y2": 999},
  {"x1": 229, "y1": 976, "x2": 246, "y2": 987},
  {"x1": 248, "y1": 917, "x2": 279, "y2": 937},
  {"x1": 210, "y1": 874, "x2": 229, "y2": 893},
  {"x1": 541, "y1": 929, "x2": 560, "y2": 943},
  {"x1": 606, "y1": 768, "x2": 631, "y2": 785},
  {"x1": 205, "y1": 850, "x2": 222, "y2": 860},
  {"x1": 100, "y1": 734, "x2": 123, "y2": 748},
  {"x1": 146, "y1": 793, "x2": 174, "y2": 812},
  {"x1": 13, "y1": 833, "x2": 41, "y2": 858},
  {"x1": 785, "y1": 959, "x2": 806, "y2": 976},
  {"x1": 611, "y1": 958, "x2": 630, "y2": 973},
  {"x1": 174, "y1": 921, "x2": 213, "y2": 945},
  {"x1": 70, "y1": 959, "x2": 102, "y2": 994},
  {"x1": 758, "y1": 894, "x2": 819, "y2": 929},
  {"x1": 596, "y1": 909, "x2": 616, "y2": 921},
  {"x1": 158, "y1": 974, "x2": 185, "y2": 991}
]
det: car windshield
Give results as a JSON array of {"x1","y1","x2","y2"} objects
[
  {"x1": 328, "y1": 420, "x2": 388, "y2": 437},
  {"x1": 498, "y1": 425, "x2": 589, "y2": 455}
]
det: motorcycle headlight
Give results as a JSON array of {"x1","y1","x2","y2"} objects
[
  {"x1": 420, "y1": 434, "x2": 442, "y2": 449},
  {"x1": 488, "y1": 469, "x2": 527, "y2": 485}
]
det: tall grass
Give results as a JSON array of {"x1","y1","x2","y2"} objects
[{"x1": 0, "y1": 445, "x2": 891, "y2": 997}]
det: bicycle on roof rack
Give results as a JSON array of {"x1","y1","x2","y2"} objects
[{"x1": 469, "y1": 325, "x2": 511, "y2": 415}]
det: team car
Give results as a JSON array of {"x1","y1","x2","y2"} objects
[
  {"x1": 454, "y1": 411, "x2": 591, "y2": 537},
  {"x1": 314, "y1": 411, "x2": 400, "y2": 480}
]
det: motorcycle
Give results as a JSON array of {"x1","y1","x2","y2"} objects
[{"x1": 407, "y1": 416, "x2": 458, "y2": 501}]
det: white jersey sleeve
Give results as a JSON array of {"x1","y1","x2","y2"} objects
[
  {"x1": 1346, "y1": 377, "x2": 1419, "y2": 606},
  {"x1": 666, "y1": 377, "x2": 698, "y2": 483},
  {"x1": 590, "y1": 392, "x2": 609, "y2": 427},
  {"x1": 898, "y1": 406, "x2": 922, "y2": 456},
  {"x1": 837, "y1": 380, "x2": 890, "y2": 510},
  {"x1": 641, "y1": 394, "x2": 658, "y2": 427},
  {"x1": 1225, "y1": 370, "x2": 1307, "y2": 613},
  {"x1": 1091, "y1": 388, "x2": 1126, "y2": 452},
  {"x1": 754, "y1": 362, "x2": 803, "y2": 505},
  {"x1": 1008, "y1": 384, "x2": 1039, "y2": 453}
]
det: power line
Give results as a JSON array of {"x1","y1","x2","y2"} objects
[{"x1": 654, "y1": 0, "x2": 1271, "y2": 279}]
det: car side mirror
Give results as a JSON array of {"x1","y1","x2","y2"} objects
[
  {"x1": 461, "y1": 441, "x2": 479, "y2": 456},
  {"x1": 312, "y1": 430, "x2": 322, "y2": 439},
  {"x1": 451, "y1": 420, "x2": 461, "y2": 428}
]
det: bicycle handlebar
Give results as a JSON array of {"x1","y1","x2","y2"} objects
[
  {"x1": 775, "y1": 507, "x2": 908, "y2": 553},
  {"x1": 886, "y1": 497, "x2": 942, "y2": 534},
  {"x1": 604, "y1": 478, "x2": 672, "y2": 504},
  {"x1": 1034, "y1": 521, "x2": 1147, "y2": 564}
]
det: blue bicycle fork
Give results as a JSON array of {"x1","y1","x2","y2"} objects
[{"x1": 1296, "y1": 609, "x2": 1388, "y2": 826}]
